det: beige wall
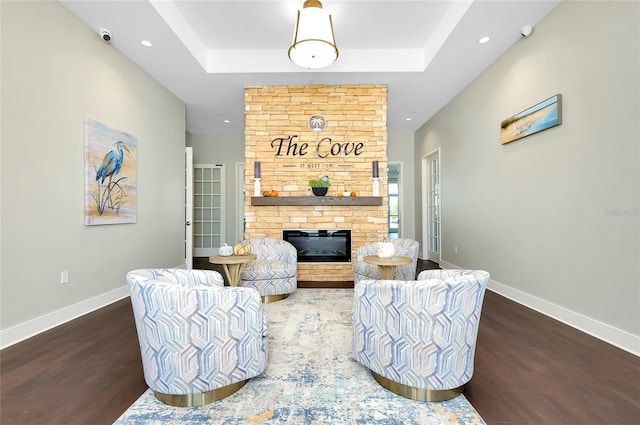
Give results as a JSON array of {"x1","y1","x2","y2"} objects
[
  {"x1": 415, "y1": 0, "x2": 639, "y2": 352},
  {"x1": 244, "y1": 85, "x2": 388, "y2": 281},
  {"x1": 1, "y1": 1, "x2": 186, "y2": 344}
]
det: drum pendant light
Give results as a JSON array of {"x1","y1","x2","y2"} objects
[{"x1": 288, "y1": 0, "x2": 339, "y2": 69}]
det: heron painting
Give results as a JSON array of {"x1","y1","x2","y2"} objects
[{"x1": 84, "y1": 118, "x2": 137, "y2": 225}]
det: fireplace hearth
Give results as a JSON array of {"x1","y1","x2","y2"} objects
[{"x1": 283, "y1": 229, "x2": 351, "y2": 263}]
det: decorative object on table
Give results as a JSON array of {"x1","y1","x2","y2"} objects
[
  {"x1": 309, "y1": 175, "x2": 330, "y2": 196},
  {"x1": 84, "y1": 118, "x2": 137, "y2": 225},
  {"x1": 501, "y1": 94, "x2": 562, "y2": 145},
  {"x1": 253, "y1": 161, "x2": 261, "y2": 196},
  {"x1": 234, "y1": 242, "x2": 253, "y2": 256},
  {"x1": 372, "y1": 160, "x2": 380, "y2": 196},
  {"x1": 219, "y1": 243, "x2": 233, "y2": 256},
  {"x1": 374, "y1": 238, "x2": 395, "y2": 258}
]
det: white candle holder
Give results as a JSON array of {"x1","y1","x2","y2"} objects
[
  {"x1": 372, "y1": 177, "x2": 380, "y2": 196},
  {"x1": 254, "y1": 178, "x2": 261, "y2": 197}
]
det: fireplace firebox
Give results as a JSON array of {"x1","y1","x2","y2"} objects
[{"x1": 283, "y1": 229, "x2": 351, "y2": 263}]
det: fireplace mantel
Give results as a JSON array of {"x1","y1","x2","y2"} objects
[{"x1": 251, "y1": 196, "x2": 382, "y2": 206}]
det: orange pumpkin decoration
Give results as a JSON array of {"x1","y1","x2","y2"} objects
[
  {"x1": 233, "y1": 242, "x2": 252, "y2": 256},
  {"x1": 270, "y1": 190, "x2": 279, "y2": 197}
]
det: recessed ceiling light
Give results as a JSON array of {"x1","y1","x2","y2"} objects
[
  {"x1": 224, "y1": 120, "x2": 230, "y2": 124},
  {"x1": 141, "y1": 40, "x2": 152, "y2": 47},
  {"x1": 405, "y1": 117, "x2": 412, "y2": 121},
  {"x1": 478, "y1": 36, "x2": 490, "y2": 44}
]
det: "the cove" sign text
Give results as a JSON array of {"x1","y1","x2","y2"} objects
[{"x1": 271, "y1": 135, "x2": 364, "y2": 158}]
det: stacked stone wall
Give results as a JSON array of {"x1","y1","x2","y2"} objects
[{"x1": 244, "y1": 85, "x2": 388, "y2": 281}]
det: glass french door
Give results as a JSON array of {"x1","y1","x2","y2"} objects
[
  {"x1": 193, "y1": 164, "x2": 225, "y2": 257},
  {"x1": 424, "y1": 150, "x2": 440, "y2": 262},
  {"x1": 388, "y1": 163, "x2": 401, "y2": 239},
  {"x1": 184, "y1": 147, "x2": 193, "y2": 269}
]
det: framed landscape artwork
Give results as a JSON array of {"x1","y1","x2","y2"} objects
[
  {"x1": 84, "y1": 118, "x2": 137, "y2": 225},
  {"x1": 501, "y1": 94, "x2": 562, "y2": 144}
]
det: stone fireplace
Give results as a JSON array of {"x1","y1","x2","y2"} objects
[{"x1": 244, "y1": 85, "x2": 388, "y2": 281}]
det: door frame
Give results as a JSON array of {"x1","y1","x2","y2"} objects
[
  {"x1": 387, "y1": 161, "x2": 403, "y2": 239},
  {"x1": 192, "y1": 163, "x2": 226, "y2": 257},
  {"x1": 184, "y1": 147, "x2": 193, "y2": 269},
  {"x1": 235, "y1": 162, "x2": 245, "y2": 242},
  {"x1": 421, "y1": 148, "x2": 441, "y2": 263}
]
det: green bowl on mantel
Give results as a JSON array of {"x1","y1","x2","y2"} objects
[{"x1": 311, "y1": 187, "x2": 328, "y2": 196}]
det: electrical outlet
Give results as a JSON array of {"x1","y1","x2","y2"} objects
[
  {"x1": 61, "y1": 271, "x2": 69, "y2": 284},
  {"x1": 454, "y1": 246, "x2": 458, "y2": 254}
]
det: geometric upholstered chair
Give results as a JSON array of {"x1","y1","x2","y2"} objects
[
  {"x1": 353, "y1": 238, "x2": 419, "y2": 283},
  {"x1": 352, "y1": 269, "x2": 490, "y2": 401},
  {"x1": 238, "y1": 237, "x2": 297, "y2": 303},
  {"x1": 127, "y1": 268, "x2": 268, "y2": 407}
]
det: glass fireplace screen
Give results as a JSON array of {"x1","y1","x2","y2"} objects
[{"x1": 282, "y1": 229, "x2": 351, "y2": 263}]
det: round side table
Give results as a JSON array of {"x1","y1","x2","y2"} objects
[
  {"x1": 208, "y1": 254, "x2": 257, "y2": 286},
  {"x1": 363, "y1": 255, "x2": 412, "y2": 280}
]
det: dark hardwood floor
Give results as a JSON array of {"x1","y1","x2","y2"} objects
[{"x1": 2, "y1": 259, "x2": 638, "y2": 424}]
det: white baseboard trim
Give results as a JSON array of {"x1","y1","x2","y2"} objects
[
  {"x1": 438, "y1": 260, "x2": 640, "y2": 357},
  {"x1": 0, "y1": 286, "x2": 130, "y2": 350}
]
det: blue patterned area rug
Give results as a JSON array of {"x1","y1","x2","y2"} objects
[{"x1": 115, "y1": 288, "x2": 486, "y2": 424}]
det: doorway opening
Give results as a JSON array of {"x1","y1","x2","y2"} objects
[
  {"x1": 422, "y1": 150, "x2": 440, "y2": 263},
  {"x1": 388, "y1": 162, "x2": 401, "y2": 239},
  {"x1": 192, "y1": 163, "x2": 226, "y2": 256}
]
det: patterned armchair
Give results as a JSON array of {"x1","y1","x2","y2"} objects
[
  {"x1": 353, "y1": 238, "x2": 419, "y2": 282},
  {"x1": 352, "y1": 269, "x2": 490, "y2": 401},
  {"x1": 127, "y1": 268, "x2": 268, "y2": 407},
  {"x1": 238, "y1": 237, "x2": 297, "y2": 303}
]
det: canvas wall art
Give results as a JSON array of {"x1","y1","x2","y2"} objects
[
  {"x1": 501, "y1": 94, "x2": 562, "y2": 144},
  {"x1": 84, "y1": 118, "x2": 137, "y2": 225}
]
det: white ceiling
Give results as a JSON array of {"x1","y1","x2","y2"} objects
[{"x1": 59, "y1": 0, "x2": 560, "y2": 135}]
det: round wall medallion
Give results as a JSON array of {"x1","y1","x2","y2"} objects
[{"x1": 308, "y1": 114, "x2": 326, "y2": 133}]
